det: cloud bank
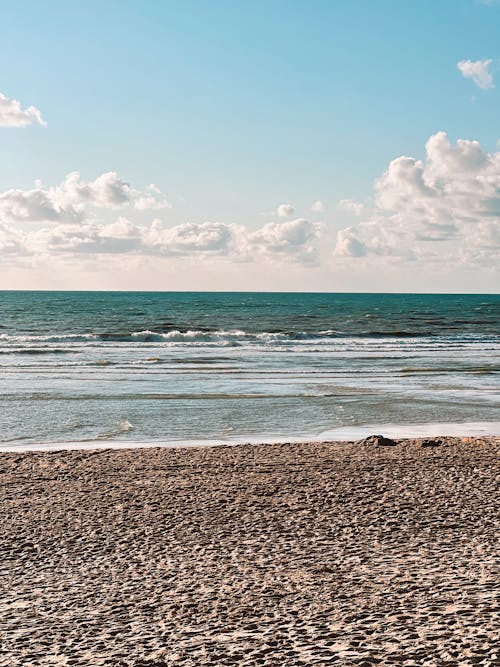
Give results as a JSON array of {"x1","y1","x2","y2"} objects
[
  {"x1": 2, "y1": 216, "x2": 322, "y2": 266},
  {"x1": 0, "y1": 169, "x2": 322, "y2": 266},
  {"x1": 0, "y1": 92, "x2": 46, "y2": 127},
  {"x1": 334, "y1": 132, "x2": 500, "y2": 267},
  {"x1": 1, "y1": 132, "x2": 498, "y2": 282}
]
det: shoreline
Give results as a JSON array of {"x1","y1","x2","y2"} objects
[
  {"x1": 2, "y1": 436, "x2": 499, "y2": 665},
  {"x1": 1, "y1": 419, "x2": 500, "y2": 452}
]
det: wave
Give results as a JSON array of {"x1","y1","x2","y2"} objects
[
  {"x1": 0, "y1": 328, "x2": 499, "y2": 349},
  {"x1": 84, "y1": 329, "x2": 500, "y2": 345},
  {"x1": 94, "y1": 419, "x2": 134, "y2": 441},
  {"x1": 131, "y1": 329, "x2": 252, "y2": 343},
  {"x1": 400, "y1": 366, "x2": 500, "y2": 374},
  {"x1": 0, "y1": 333, "x2": 98, "y2": 343},
  {"x1": 0, "y1": 348, "x2": 74, "y2": 355},
  {"x1": 0, "y1": 391, "x2": 349, "y2": 402}
]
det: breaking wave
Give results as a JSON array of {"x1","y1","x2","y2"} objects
[{"x1": 1, "y1": 329, "x2": 498, "y2": 351}]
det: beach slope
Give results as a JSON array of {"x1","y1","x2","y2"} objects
[{"x1": 1, "y1": 437, "x2": 499, "y2": 666}]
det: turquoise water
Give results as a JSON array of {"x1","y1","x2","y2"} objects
[{"x1": 0, "y1": 292, "x2": 499, "y2": 449}]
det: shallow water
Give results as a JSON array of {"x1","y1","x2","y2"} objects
[{"x1": 0, "y1": 291, "x2": 499, "y2": 449}]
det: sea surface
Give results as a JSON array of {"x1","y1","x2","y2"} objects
[{"x1": 0, "y1": 291, "x2": 499, "y2": 450}]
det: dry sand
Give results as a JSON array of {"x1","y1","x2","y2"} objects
[{"x1": 1, "y1": 436, "x2": 499, "y2": 666}]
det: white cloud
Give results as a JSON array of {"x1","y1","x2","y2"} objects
[
  {"x1": 57, "y1": 172, "x2": 170, "y2": 210},
  {"x1": 457, "y1": 59, "x2": 494, "y2": 89},
  {"x1": 0, "y1": 172, "x2": 169, "y2": 224},
  {"x1": 334, "y1": 132, "x2": 500, "y2": 266},
  {"x1": 0, "y1": 92, "x2": 46, "y2": 127},
  {"x1": 4, "y1": 132, "x2": 498, "y2": 281},
  {"x1": 4, "y1": 213, "x2": 322, "y2": 267},
  {"x1": 0, "y1": 222, "x2": 24, "y2": 254},
  {"x1": 23, "y1": 219, "x2": 236, "y2": 257},
  {"x1": 245, "y1": 218, "x2": 322, "y2": 265},
  {"x1": 333, "y1": 228, "x2": 367, "y2": 257},
  {"x1": 310, "y1": 200, "x2": 326, "y2": 213},
  {"x1": 146, "y1": 220, "x2": 237, "y2": 256},
  {"x1": 0, "y1": 168, "x2": 322, "y2": 266},
  {"x1": 276, "y1": 203, "x2": 295, "y2": 218},
  {"x1": 134, "y1": 184, "x2": 167, "y2": 210},
  {"x1": 337, "y1": 199, "x2": 365, "y2": 216}
]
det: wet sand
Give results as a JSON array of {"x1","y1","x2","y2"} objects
[{"x1": 1, "y1": 436, "x2": 499, "y2": 666}]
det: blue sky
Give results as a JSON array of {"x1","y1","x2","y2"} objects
[{"x1": 0, "y1": 0, "x2": 499, "y2": 290}]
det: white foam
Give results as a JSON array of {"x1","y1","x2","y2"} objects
[
  {"x1": 1, "y1": 421, "x2": 498, "y2": 452},
  {"x1": 317, "y1": 421, "x2": 500, "y2": 441},
  {"x1": 0, "y1": 333, "x2": 97, "y2": 342}
]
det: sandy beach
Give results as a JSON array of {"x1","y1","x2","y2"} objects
[{"x1": 1, "y1": 436, "x2": 499, "y2": 666}]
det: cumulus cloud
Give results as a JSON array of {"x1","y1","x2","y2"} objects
[
  {"x1": 457, "y1": 59, "x2": 494, "y2": 89},
  {"x1": 23, "y1": 219, "x2": 238, "y2": 258},
  {"x1": 3, "y1": 213, "x2": 322, "y2": 267},
  {"x1": 310, "y1": 200, "x2": 326, "y2": 213},
  {"x1": 134, "y1": 184, "x2": 167, "y2": 210},
  {"x1": 276, "y1": 203, "x2": 295, "y2": 218},
  {"x1": 334, "y1": 228, "x2": 367, "y2": 258},
  {"x1": 0, "y1": 92, "x2": 46, "y2": 127},
  {"x1": 0, "y1": 166, "x2": 322, "y2": 266},
  {"x1": 337, "y1": 199, "x2": 365, "y2": 216},
  {"x1": 56, "y1": 172, "x2": 170, "y2": 211},
  {"x1": 0, "y1": 172, "x2": 169, "y2": 224},
  {"x1": 0, "y1": 222, "x2": 24, "y2": 254},
  {"x1": 245, "y1": 218, "x2": 322, "y2": 265},
  {"x1": 334, "y1": 132, "x2": 500, "y2": 266},
  {"x1": 146, "y1": 220, "x2": 237, "y2": 256}
]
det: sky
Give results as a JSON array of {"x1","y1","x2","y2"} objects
[{"x1": 0, "y1": 0, "x2": 499, "y2": 292}]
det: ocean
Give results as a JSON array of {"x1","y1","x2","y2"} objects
[{"x1": 0, "y1": 291, "x2": 499, "y2": 450}]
